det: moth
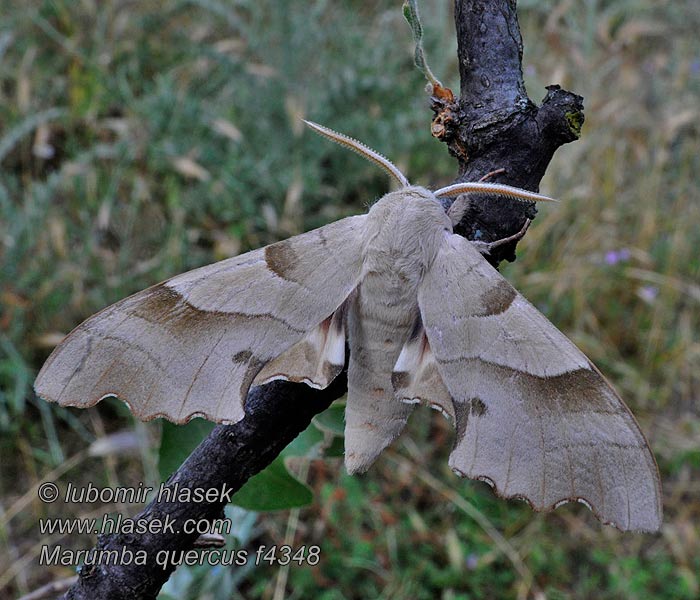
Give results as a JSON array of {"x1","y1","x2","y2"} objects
[{"x1": 35, "y1": 121, "x2": 662, "y2": 532}]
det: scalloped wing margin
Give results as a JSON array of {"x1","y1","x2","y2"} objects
[
  {"x1": 411, "y1": 233, "x2": 662, "y2": 532},
  {"x1": 34, "y1": 215, "x2": 366, "y2": 424}
]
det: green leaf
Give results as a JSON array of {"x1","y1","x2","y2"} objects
[
  {"x1": 313, "y1": 403, "x2": 345, "y2": 436},
  {"x1": 231, "y1": 456, "x2": 312, "y2": 510},
  {"x1": 157, "y1": 411, "x2": 339, "y2": 511},
  {"x1": 230, "y1": 422, "x2": 325, "y2": 511},
  {"x1": 402, "y1": 0, "x2": 438, "y2": 85},
  {"x1": 158, "y1": 419, "x2": 215, "y2": 480},
  {"x1": 324, "y1": 435, "x2": 345, "y2": 458},
  {"x1": 282, "y1": 422, "x2": 325, "y2": 458},
  {"x1": 402, "y1": 0, "x2": 422, "y2": 41},
  {"x1": 157, "y1": 419, "x2": 322, "y2": 511}
]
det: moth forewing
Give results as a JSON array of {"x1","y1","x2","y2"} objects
[{"x1": 34, "y1": 215, "x2": 368, "y2": 424}]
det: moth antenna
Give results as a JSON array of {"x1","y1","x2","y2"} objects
[
  {"x1": 434, "y1": 182, "x2": 558, "y2": 203},
  {"x1": 304, "y1": 120, "x2": 410, "y2": 188}
]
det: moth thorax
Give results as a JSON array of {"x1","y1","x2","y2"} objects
[{"x1": 363, "y1": 188, "x2": 450, "y2": 281}]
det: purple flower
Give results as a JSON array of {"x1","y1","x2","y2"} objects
[
  {"x1": 605, "y1": 248, "x2": 631, "y2": 265},
  {"x1": 638, "y1": 286, "x2": 658, "y2": 303}
]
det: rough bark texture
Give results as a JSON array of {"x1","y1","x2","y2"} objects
[
  {"x1": 438, "y1": 0, "x2": 584, "y2": 265},
  {"x1": 61, "y1": 376, "x2": 346, "y2": 600},
  {"x1": 60, "y1": 1, "x2": 583, "y2": 598}
]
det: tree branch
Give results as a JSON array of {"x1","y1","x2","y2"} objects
[
  {"x1": 59, "y1": 1, "x2": 583, "y2": 597},
  {"x1": 61, "y1": 376, "x2": 346, "y2": 600},
  {"x1": 436, "y1": 0, "x2": 584, "y2": 265}
]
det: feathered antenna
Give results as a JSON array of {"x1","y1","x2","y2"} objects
[
  {"x1": 305, "y1": 120, "x2": 557, "y2": 204},
  {"x1": 304, "y1": 120, "x2": 410, "y2": 188},
  {"x1": 434, "y1": 182, "x2": 558, "y2": 203}
]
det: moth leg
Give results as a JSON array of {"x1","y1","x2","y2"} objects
[
  {"x1": 470, "y1": 218, "x2": 531, "y2": 257},
  {"x1": 478, "y1": 167, "x2": 506, "y2": 182}
]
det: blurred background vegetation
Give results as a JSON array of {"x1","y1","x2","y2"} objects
[{"x1": 1, "y1": 0, "x2": 699, "y2": 598}]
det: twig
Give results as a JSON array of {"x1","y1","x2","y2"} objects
[{"x1": 17, "y1": 577, "x2": 78, "y2": 600}]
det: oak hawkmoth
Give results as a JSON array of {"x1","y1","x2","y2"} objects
[{"x1": 35, "y1": 121, "x2": 662, "y2": 532}]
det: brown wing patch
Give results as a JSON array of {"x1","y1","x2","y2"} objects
[
  {"x1": 478, "y1": 279, "x2": 517, "y2": 316},
  {"x1": 392, "y1": 320, "x2": 454, "y2": 423},
  {"x1": 264, "y1": 240, "x2": 299, "y2": 281},
  {"x1": 418, "y1": 233, "x2": 662, "y2": 532},
  {"x1": 391, "y1": 371, "x2": 411, "y2": 390}
]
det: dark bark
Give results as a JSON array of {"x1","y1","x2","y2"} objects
[
  {"x1": 60, "y1": 1, "x2": 583, "y2": 598},
  {"x1": 434, "y1": 0, "x2": 584, "y2": 265},
  {"x1": 61, "y1": 376, "x2": 346, "y2": 600}
]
